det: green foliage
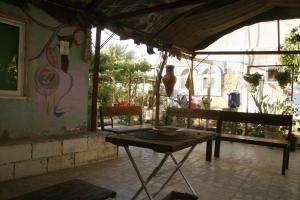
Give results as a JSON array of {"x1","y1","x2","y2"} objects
[
  {"x1": 279, "y1": 25, "x2": 300, "y2": 82},
  {"x1": 243, "y1": 72, "x2": 263, "y2": 92},
  {"x1": 275, "y1": 71, "x2": 291, "y2": 89},
  {"x1": 247, "y1": 124, "x2": 265, "y2": 137},
  {"x1": 89, "y1": 43, "x2": 152, "y2": 106},
  {"x1": 98, "y1": 83, "x2": 115, "y2": 106}
]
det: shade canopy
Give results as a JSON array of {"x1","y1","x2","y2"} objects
[{"x1": 7, "y1": 0, "x2": 300, "y2": 56}]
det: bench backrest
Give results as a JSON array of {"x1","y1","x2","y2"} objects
[
  {"x1": 99, "y1": 106, "x2": 143, "y2": 129},
  {"x1": 219, "y1": 110, "x2": 293, "y2": 139},
  {"x1": 219, "y1": 111, "x2": 292, "y2": 126},
  {"x1": 165, "y1": 107, "x2": 221, "y2": 128},
  {"x1": 166, "y1": 107, "x2": 293, "y2": 140}
]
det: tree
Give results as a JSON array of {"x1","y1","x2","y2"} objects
[
  {"x1": 279, "y1": 25, "x2": 300, "y2": 82},
  {"x1": 89, "y1": 43, "x2": 152, "y2": 106}
]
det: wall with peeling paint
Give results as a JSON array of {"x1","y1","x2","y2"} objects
[{"x1": 0, "y1": 2, "x2": 89, "y2": 138}]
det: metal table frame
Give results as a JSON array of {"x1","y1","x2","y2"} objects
[{"x1": 124, "y1": 145, "x2": 198, "y2": 200}]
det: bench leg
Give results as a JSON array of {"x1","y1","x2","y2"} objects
[
  {"x1": 282, "y1": 147, "x2": 287, "y2": 175},
  {"x1": 214, "y1": 138, "x2": 220, "y2": 158},
  {"x1": 286, "y1": 146, "x2": 290, "y2": 170},
  {"x1": 206, "y1": 140, "x2": 212, "y2": 162}
]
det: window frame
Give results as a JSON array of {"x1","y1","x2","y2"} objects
[
  {"x1": 0, "y1": 15, "x2": 26, "y2": 97},
  {"x1": 197, "y1": 65, "x2": 222, "y2": 97}
]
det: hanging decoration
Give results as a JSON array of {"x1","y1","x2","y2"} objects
[
  {"x1": 162, "y1": 65, "x2": 176, "y2": 97},
  {"x1": 185, "y1": 68, "x2": 194, "y2": 96}
]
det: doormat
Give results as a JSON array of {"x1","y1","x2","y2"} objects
[{"x1": 9, "y1": 179, "x2": 116, "y2": 200}]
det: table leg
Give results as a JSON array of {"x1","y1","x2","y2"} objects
[
  {"x1": 206, "y1": 140, "x2": 212, "y2": 161},
  {"x1": 170, "y1": 154, "x2": 197, "y2": 195},
  {"x1": 124, "y1": 146, "x2": 154, "y2": 200},
  {"x1": 152, "y1": 145, "x2": 196, "y2": 198},
  {"x1": 131, "y1": 154, "x2": 169, "y2": 200}
]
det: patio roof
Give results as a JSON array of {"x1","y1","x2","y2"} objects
[{"x1": 7, "y1": 0, "x2": 300, "y2": 56}]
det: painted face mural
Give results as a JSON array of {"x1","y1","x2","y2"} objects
[
  {"x1": 35, "y1": 67, "x2": 60, "y2": 91},
  {"x1": 35, "y1": 66, "x2": 74, "y2": 117},
  {"x1": 34, "y1": 28, "x2": 85, "y2": 118}
]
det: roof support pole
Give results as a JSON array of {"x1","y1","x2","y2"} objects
[
  {"x1": 277, "y1": 20, "x2": 281, "y2": 51},
  {"x1": 90, "y1": 26, "x2": 101, "y2": 131},
  {"x1": 291, "y1": 64, "x2": 294, "y2": 101},
  {"x1": 187, "y1": 58, "x2": 194, "y2": 128},
  {"x1": 195, "y1": 50, "x2": 300, "y2": 55},
  {"x1": 155, "y1": 52, "x2": 168, "y2": 126}
]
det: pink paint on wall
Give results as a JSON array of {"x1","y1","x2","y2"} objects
[{"x1": 35, "y1": 67, "x2": 85, "y2": 117}]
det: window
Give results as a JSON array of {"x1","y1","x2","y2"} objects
[
  {"x1": 267, "y1": 68, "x2": 277, "y2": 81},
  {"x1": 0, "y1": 16, "x2": 25, "y2": 96},
  {"x1": 197, "y1": 65, "x2": 222, "y2": 96}
]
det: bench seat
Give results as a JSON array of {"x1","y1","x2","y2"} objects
[{"x1": 218, "y1": 134, "x2": 289, "y2": 148}]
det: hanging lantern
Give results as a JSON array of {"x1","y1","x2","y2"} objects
[{"x1": 163, "y1": 65, "x2": 177, "y2": 97}]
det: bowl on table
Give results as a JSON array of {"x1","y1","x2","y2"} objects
[{"x1": 152, "y1": 127, "x2": 180, "y2": 136}]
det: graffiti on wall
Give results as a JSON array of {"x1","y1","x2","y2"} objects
[
  {"x1": 35, "y1": 66, "x2": 85, "y2": 117},
  {"x1": 35, "y1": 29, "x2": 85, "y2": 117}
]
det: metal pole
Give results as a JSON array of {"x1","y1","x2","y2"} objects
[
  {"x1": 124, "y1": 146, "x2": 153, "y2": 200},
  {"x1": 155, "y1": 52, "x2": 168, "y2": 126},
  {"x1": 277, "y1": 20, "x2": 281, "y2": 51},
  {"x1": 90, "y1": 26, "x2": 101, "y2": 131},
  {"x1": 291, "y1": 65, "x2": 294, "y2": 101},
  {"x1": 152, "y1": 145, "x2": 196, "y2": 198},
  {"x1": 131, "y1": 154, "x2": 169, "y2": 200},
  {"x1": 194, "y1": 50, "x2": 300, "y2": 55},
  {"x1": 170, "y1": 154, "x2": 197, "y2": 195}
]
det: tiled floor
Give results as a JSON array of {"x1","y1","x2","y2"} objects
[{"x1": 0, "y1": 142, "x2": 299, "y2": 200}]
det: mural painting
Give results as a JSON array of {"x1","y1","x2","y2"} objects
[{"x1": 35, "y1": 28, "x2": 85, "y2": 117}]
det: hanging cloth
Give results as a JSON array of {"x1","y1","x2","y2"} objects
[{"x1": 185, "y1": 69, "x2": 194, "y2": 96}]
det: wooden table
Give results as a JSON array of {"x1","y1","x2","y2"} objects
[
  {"x1": 106, "y1": 128, "x2": 215, "y2": 200},
  {"x1": 103, "y1": 125, "x2": 153, "y2": 134}
]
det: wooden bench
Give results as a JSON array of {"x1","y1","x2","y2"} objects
[
  {"x1": 10, "y1": 179, "x2": 116, "y2": 200},
  {"x1": 165, "y1": 107, "x2": 217, "y2": 162},
  {"x1": 215, "y1": 110, "x2": 293, "y2": 175},
  {"x1": 165, "y1": 108, "x2": 293, "y2": 175},
  {"x1": 99, "y1": 106, "x2": 152, "y2": 134}
]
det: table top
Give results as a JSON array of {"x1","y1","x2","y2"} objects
[
  {"x1": 105, "y1": 127, "x2": 215, "y2": 153},
  {"x1": 104, "y1": 125, "x2": 153, "y2": 134}
]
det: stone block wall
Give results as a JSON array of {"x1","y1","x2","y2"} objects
[{"x1": 0, "y1": 132, "x2": 117, "y2": 182}]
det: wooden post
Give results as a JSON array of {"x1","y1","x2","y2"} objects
[
  {"x1": 155, "y1": 52, "x2": 168, "y2": 126},
  {"x1": 90, "y1": 26, "x2": 101, "y2": 131},
  {"x1": 187, "y1": 58, "x2": 194, "y2": 128}
]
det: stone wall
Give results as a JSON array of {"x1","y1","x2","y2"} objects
[{"x1": 0, "y1": 132, "x2": 117, "y2": 182}]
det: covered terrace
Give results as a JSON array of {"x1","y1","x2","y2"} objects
[{"x1": 1, "y1": 0, "x2": 300, "y2": 199}]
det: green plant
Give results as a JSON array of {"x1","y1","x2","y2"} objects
[
  {"x1": 275, "y1": 71, "x2": 291, "y2": 89},
  {"x1": 247, "y1": 124, "x2": 264, "y2": 137},
  {"x1": 243, "y1": 72, "x2": 263, "y2": 92},
  {"x1": 279, "y1": 25, "x2": 300, "y2": 82},
  {"x1": 98, "y1": 83, "x2": 115, "y2": 106}
]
